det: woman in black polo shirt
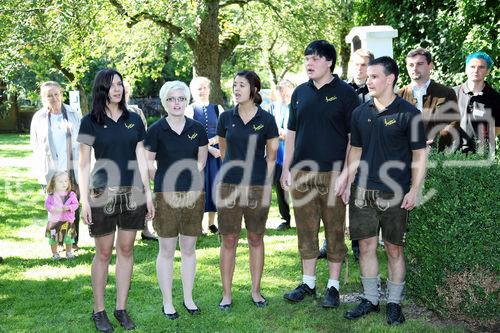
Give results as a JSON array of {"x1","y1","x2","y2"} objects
[
  {"x1": 145, "y1": 81, "x2": 208, "y2": 319},
  {"x1": 78, "y1": 69, "x2": 154, "y2": 332},
  {"x1": 216, "y1": 70, "x2": 279, "y2": 309}
]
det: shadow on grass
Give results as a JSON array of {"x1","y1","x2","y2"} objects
[
  {"x1": 0, "y1": 149, "x2": 31, "y2": 158},
  {"x1": 0, "y1": 134, "x2": 29, "y2": 145},
  {"x1": 0, "y1": 268, "x2": 461, "y2": 333}
]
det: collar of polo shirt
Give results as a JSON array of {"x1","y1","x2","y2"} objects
[
  {"x1": 232, "y1": 105, "x2": 263, "y2": 119},
  {"x1": 368, "y1": 96, "x2": 402, "y2": 115},
  {"x1": 160, "y1": 115, "x2": 195, "y2": 133}
]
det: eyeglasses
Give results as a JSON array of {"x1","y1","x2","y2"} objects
[{"x1": 166, "y1": 96, "x2": 187, "y2": 103}]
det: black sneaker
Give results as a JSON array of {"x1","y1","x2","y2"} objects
[
  {"x1": 209, "y1": 225, "x2": 219, "y2": 234},
  {"x1": 321, "y1": 287, "x2": 340, "y2": 308},
  {"x1": 92, "y1": 310, "x2": 114, "y2": 332},
  {"x1": 114, "y1": 309, "x2": 135, "y2": 330},
  {"x1": 284, "y1": 283, "x2": 316, "y2": 302},
  {"x1": 276, "y1": 221, "x2": 290, "y2": 231},
  {"x1": 386, "y1": 302, "x2": 405, "y2": 325},
  {"x1": 344, "y1": 298, "x2": 380, "y2": 320}
]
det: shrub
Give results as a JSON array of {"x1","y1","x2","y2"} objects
[{"x1": 407, "y1": 150, "x2": 499, "y2": 332}]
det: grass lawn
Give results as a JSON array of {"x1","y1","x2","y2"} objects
[{"x1": 0, "y1": 134, "x2": 467, "y2": 332}]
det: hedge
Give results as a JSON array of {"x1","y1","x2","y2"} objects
[{"x1": 407, "y1": 150, "x2": 499, "y2": 331}]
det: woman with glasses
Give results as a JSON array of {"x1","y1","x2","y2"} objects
[{"x1": 145, "y1": 81, "x2": 208, "y2": 319}]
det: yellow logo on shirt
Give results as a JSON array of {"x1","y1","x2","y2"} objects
[
  {"x1": 325, "y1": 96, "x2": 337, "y2": 102},
  {"x1": 384, "y1": 118, "x2": 396, "y2": 126},
  {"x1": 188, "y1": 133, "x2": 198, "y2": 140},
  {"x1": 253, "y1": 124, "x2": 264, "y2": 131},
  {"x1": 125, "y1": 123, "x2": 135, "y2": 129}
]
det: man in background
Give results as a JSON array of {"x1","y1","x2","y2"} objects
[
  {"x1": 398, "y1": 48, "x2": 459, "y2": 150},
  {"x1": 270, "y1": 80, "x2": 295, "y2": 231},
  {"x1": 453, "y1": 51, "x2": 500, "y2": 153}
]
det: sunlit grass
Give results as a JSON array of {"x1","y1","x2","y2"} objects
[{"x1": 0, "y1": 134, "x2": 467, "y2": 332}]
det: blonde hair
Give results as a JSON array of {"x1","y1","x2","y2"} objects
[
  {"x1": 189, "y1": 76, "x2": 211, "y2": 92},
  {"x1": 351, "y1": 49, "x2": 375, "y2": 62},
  {"x1": 276, "y1": 79, "x2": 295, "y2": 92},
  {"x1": 159, "y1": 81, "x2": 190, "y2": 111},
  {"x1": 40, "y1": 81, "x2": 62, "y2": 96},
  {"x1": 46, "y1": 171, "x2": 71, "y2": 194}
]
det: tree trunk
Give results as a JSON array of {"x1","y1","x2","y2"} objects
[
  {"x1": 10, "y1": 93, "x2": 20, "y2": 132},
  {"x1": 78, "y1": 85, "x2": 89, "y2": 115},
  {"x1": 192, "y1": 1, "x2": 224, "y2": 105}
]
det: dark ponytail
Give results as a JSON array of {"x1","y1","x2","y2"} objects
[{"x1": 235, "y1": 70, "x2": 262, "y2": 105}]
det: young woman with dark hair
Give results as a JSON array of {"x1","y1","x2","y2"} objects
[
  {"x1": 90, "y1": 69, "x2": 129, "y2": 125},
  {"x1": 78, "y1": 68, "x2": 154, "y2": 332},
  {"x1": 216, "y1": 70, "x2": 278, "y2": 309}
]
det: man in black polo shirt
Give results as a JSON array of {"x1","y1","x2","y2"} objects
[
  {"x1": 343, "y1": 57, "x2": 427, "y2": 325},
  {"x1": 318, "y1": 48, "x2": 375, "y2": 260},
  {"x1": 281, "y1": 40, "x2": 360, "y2": 308}
]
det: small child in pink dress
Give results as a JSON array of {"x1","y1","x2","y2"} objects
[{"x1": 45, "y1": 171, "x2": 79, "y2": 260}]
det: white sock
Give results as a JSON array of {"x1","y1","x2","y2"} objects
[
  {"x1": 327, "y1": 279, "x2": 340, "y2": 291},
  {"x1": 302, "y1": 275, "x2": 316, "y2": 289}
]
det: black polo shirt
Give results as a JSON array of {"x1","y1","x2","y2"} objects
[
  {"x1": 288, "y1": 75, "x2": 360, "y2": 172},
  {"x1": 351, "y1": 96, "x2": 427, "y2": 192},
  {"x1": 346, "y1": 79, "x2": 371, "y2": 103},
  {"x1": 144, "y1": 117, "x2": 208, "y2": 192},
  {"x1": 77, "y1": 112, "x2": 146, "y2": 188},
  {"x1": 216, "y1": 106, "x2": 279, "y2": 185}
]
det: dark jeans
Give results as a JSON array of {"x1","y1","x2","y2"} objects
[{"x1": 273, "y1": 164, "x2": 291, "y2": 222}]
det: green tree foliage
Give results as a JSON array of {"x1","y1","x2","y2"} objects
[
  {"x1": 0, "y1": 0, "x2": 114, "y2": 114},
  {"x1": 354, "y1": 0, "x2": 499, "y2": 87}
]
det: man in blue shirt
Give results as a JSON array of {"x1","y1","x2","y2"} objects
[{"x1": 269, "y1": 80, "x2": 295, "y2": 231}]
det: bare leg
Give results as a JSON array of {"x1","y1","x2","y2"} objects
[
  {"x1": 247, "y1": 231, "x2": 265, "y2": 302},
  {"x1": 115, "y1": 230, "x2": 137, "y2": 310},
  {"x1": 179, "y1": 235, "x2": 198, "y2": 309},
  {"x1": 384, "y1": 240, "x2": 405, "y2": 283},
  {"x1": 302, "y1": 258, "x2": 317, "y2": 276},
  {"x1": 327, "y1": 261, "x2": 342, "y2": 280},
  {"x1": 219, "y1": 233, "x2": 239, "y2": 305},
  {"x1": 157, "y1": 236, "x2": 178, "y2": 314},
  {"x1": 92, "y1": 233, "x2": 115, "y2": 312},
  {"x1": 359, "y1": 236, "x2": 379, "y2": 277}
]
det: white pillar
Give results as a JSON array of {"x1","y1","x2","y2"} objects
[
  {"x1": 345, "y1": 26, "x2": 398, "y2": 58},
  {"x1": 69, "y1": 90, "x2": 81, "y2": 115}
]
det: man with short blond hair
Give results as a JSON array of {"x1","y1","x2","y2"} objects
[{"x1": 348, "y1": 49, "x2": 375, "y2": 103}]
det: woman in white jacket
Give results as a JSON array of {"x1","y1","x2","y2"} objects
[{"x1": 30, "y1": 81, "x2": 81, "y2": 247}]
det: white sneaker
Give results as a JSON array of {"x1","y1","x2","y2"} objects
[
  {"x1": 52, "y1": 253, "x2": 61, "y2": 260},
  {"x1": 66, "y1": 252, "x2": 75, "y2": 259}
]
